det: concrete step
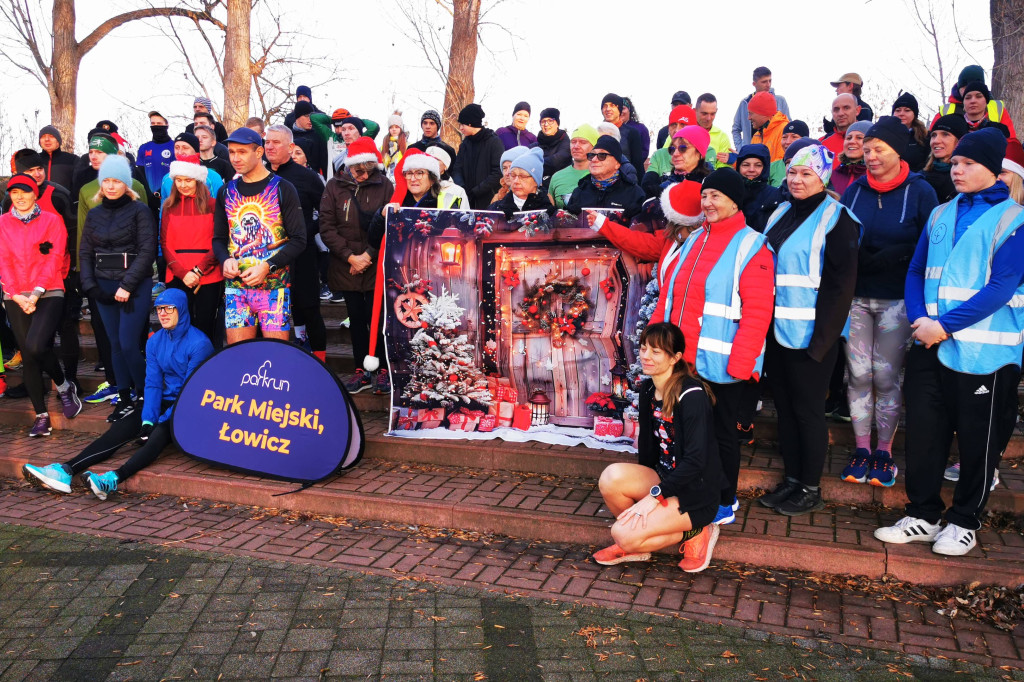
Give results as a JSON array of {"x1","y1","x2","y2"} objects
[
  {"x1": 0, "y1": 399, "x2": 1020, "y2": 516},
  {"x1": 2, "y1": 425, "x2": 1021, "y2": 588}
]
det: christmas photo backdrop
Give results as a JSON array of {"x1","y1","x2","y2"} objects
[{"x1": 382, "y1": 207, "x2": 658, "y2": 451}]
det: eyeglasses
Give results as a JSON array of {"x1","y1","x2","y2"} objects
[
  {"x1": 155, "y1": 305, "x2": 176, "y2": 314},
  {"x1": 508, "y1": 171, "x2": 533, "y2": 181},
  {"x1": 403, "y1": 169, "x2": 429, "y2": 178},
  {"x1": 667, "y1": 145, "x2": 691, "y2": 155},
  {"x1": 586, "y1": 152, "x2": 612, "y2": 161}
]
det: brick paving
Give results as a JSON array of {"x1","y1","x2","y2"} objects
[{"x1": 1, "y1": 477, "x2": 1022, "y2": 675}]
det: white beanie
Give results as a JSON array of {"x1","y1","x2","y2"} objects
[
  {"x1": 425, "y1": 145, "x2": 452, "y2": 170},
  {"x1": 596, "y1": 122, "x2": 621, "y2": 142},
  {"x1": 387, "y1": 110, "x2": 404, "y2": 130},
  {"x1": 169, "y1": 159, "x2": 208, "y2": 183},
  {"x1": 402, "y1": 153, "x2": 440, "y2": 178}
]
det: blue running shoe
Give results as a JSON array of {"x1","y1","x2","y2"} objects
[
  {"x1": 151, "y1": 282, "x2": 166, "y2": 297},
  {"x1": 83, "y1": 382, "x2": 118, "y2": 403},
  {"x1": 82, "y1": 471, "x2": 119, "y2": 501},
  {"x1": 23, "y1": 463, "x2": 72, "y2": 493},
  {"x1": 713, "y1": 503, "x2": 736, "y2": 525},
  {"x1": 868, "y1": 452, "x2": 899, "y2": 487},
  {"x1": 842, "y1": 448, "x2": 871, "y2": 484}
]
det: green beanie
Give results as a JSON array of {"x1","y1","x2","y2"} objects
[
  {"x1": 89, "y1": 134, "x2": 118, "y2": 155},
  {"x1": 570, "y1": 123, "x2": 600, "y2": 146},
  {"x1": 958, "y1": 65, "x2": 986, "y2": 89}
]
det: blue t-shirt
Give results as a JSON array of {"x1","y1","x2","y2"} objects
[{"x1": 137, "y1": 141, "x2": 175, "y2": 196}]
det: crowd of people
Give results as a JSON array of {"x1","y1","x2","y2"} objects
[{"x1": 4, "y1": 63, "x2": 1023, "y2": 574}]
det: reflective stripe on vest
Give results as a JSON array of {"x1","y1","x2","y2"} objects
[
  {"x1": 763, "y1": 197, "x2": 849, "y2": 349},
  {"x1": 662, "y1": 225, "x2": 768, "y2": 383},
  {"x1": 437, "y1": 190, "x2": 459, "y2": 209},
  {"x1": 923, "y1": 197, "x2": 1024, "y2": 373},
  {"x1": 941, "y1": 99, "x2": 1006, "y2": 124}
]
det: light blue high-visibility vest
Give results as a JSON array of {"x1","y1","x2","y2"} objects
[
  {"x1": 662, "y1": 225, "x2": 768, "y2": 383},
  {"x1": 763, "y1": 196, "x2": 857, "y2": 349},
  {"x1": 923, "y1": 196, "x2": 1024, "y2": 374}
]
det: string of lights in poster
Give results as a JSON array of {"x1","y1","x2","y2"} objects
[{"x1": 382, "y1": 207, "x2": 663, "y2": 452}]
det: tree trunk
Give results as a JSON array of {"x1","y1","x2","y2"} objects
[
  {"x1": 441, "y1": 0, "x2": 481, "y2": 152},
  {"x1": 991, "y1": 0, "x2": 1024, "y2": 126},
  {"x1": 222, "y1": 0, "x2": 251, "y2": 133},
  {"x1": 51, "y1": 0, "x2": 79, "y2": 150}
]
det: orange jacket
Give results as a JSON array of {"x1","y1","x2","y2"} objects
[{"x1": 751, "y1": 111, "x2": 790, "y2": 163}]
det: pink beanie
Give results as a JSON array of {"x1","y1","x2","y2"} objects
[{"x1": 672, "y1": 125, "x2": 711, "y2": 157}]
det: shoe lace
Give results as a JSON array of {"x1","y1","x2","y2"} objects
[
  {"x1": 34, "y1": 415, "x2": 48, "y2": 427},
  {"x1": 893, "y1": 517, "x2": 921, "y2": 530}
]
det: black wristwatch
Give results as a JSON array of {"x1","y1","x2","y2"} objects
[{"x1": 266, "y1": 261, "x2": 280, "y2": 274}]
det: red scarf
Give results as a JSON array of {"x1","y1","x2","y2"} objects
[{"x1": 866, "y1": 160, "x2": 910, "y2": 193}]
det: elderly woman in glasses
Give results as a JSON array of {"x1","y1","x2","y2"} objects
[
  {"x1": 566, "y1": 135, "x2": 647, "y2": 223},
  {"x1": 487, "y1": 147, "x2": 553, "y2": 217}
]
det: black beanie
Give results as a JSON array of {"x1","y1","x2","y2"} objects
[
  {"x1": 891, "y1": 92, "x2": 919, "y2": 117},
  {"x1": 592, "y1": 135, "x2": 623, "y2": 161},
  {"x1": 96, "y1": 119, "x2": 118, "y2": 133},
  {"x1": 513, "y1": 101, "x2": 531, "y2": 115},
  {"x1": 931, "y1": 114, "x2": 970, "y2": 139},
  {"x1": 783, "y1": 137, "x2": 817, "y2": 163},
  {"x1": 458, "y1": 103, "x2": 485, "y2": 127},
  {"x1": 962, "y1": 80, "x2": 992, "y2": 103},
  {"x1": 174, "y1": 132, "x2": 200, "y2": 153},
  {"x1": 783, "y1": 120, "x2": 809, "y2": 137},
  {"x1": 701, "y1": 167, "x2": 746, "y2": 209},
  {"x1": 952, "y1": 128, "x2": 1007, "y2": 178},
  {"x1": 864, "y1": 116, "x2": 910, "y2": 158},
  {"x1": 539, "y1": 107, "x2": 560, "y2": 124},
  {"x1": 39, "y1": 125, "x2": 63, "y2": 147},
  {"x1": 601, "y1": 93, "x2": 624, "y2": 110},
  {"x1": 293, "y1": 100, "x2": 315, "y2": 118},
  {"x1": 13, "y1": 148, "x2": 44, "y2": 172}
]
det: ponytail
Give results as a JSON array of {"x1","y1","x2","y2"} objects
[{"x1": 639, "y1": 322, "x2": 714, "y2": 415}]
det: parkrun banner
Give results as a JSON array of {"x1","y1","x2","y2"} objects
[{"x1": 173, "y1": 339, "x2": 363, "y2": 483}]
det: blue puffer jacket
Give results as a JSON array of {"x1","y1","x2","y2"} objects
[
  {"x1": 840, "y1": 170, "x2": 939, "y2": 299},
  {"x1": 143, "y1": 288, "x2": 215, "y2": 425}
]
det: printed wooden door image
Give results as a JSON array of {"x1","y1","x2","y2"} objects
[{"x1": 495, "y1": 246, "x2": 624, "y2": 426}]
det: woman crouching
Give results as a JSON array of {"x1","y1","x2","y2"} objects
[{"x1": 594, "y1": 322, "x2": 722, "y2": 573}]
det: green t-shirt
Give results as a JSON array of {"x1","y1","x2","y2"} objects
[
  {"x1": 769, "y1": 159, "x2": 786, "y2": 187},
  {"x1": 548, "y1": 166, "x2": 589, "y2": 209}
]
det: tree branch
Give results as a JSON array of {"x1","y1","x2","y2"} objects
[{"x1": 78, "y1": 7, "x2": 224, "y2": 56}]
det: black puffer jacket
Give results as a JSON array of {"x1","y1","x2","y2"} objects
[
  {"x1": 536, "y1": 130, "x2": 571, "y2": 186},
  {"x1": 79, "y1": 195, "x2": 157, "y2": 293},
  {"x1": 450, "y1": 127, "x2": 505, "y2": 209},
  {"x1": 487, "y1": 191, "x2": 553, "y2": 218},
  {"x1": 566, "y1": 172, "x2": 646, "y2": 223},
  {"x1": 736, "y1": 144, "x2": 783, "y2": 233}
]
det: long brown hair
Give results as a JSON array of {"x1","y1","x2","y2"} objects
[
  {"x1": 162, "y1": 176, "x2": 213, "y2": 215},
  {"x1": 639, "y1": 322, "x2": 714, "y2": 414}
]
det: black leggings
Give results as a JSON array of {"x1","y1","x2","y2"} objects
[
  {"x1": 706, "y1": 380, "x2": 745, "y2": 506},
  {"x1": 5, "y1": 297, "x2": 66, "y2": 414},
  {"x1": 341, "y1": 289, "x2": 386, "y2": 370},
  {"x1": 167, "y1": 278, "x2": 224, "y2": 348},
  {"x1": 65, "y1": 410, "x2": 172, "y2": 482},
  {"x1": 59, "y1": 272, "x2": 82, "y2": 381},
  {"x1": 293, "y1": 303, "x2": 327, "y2": 351}
]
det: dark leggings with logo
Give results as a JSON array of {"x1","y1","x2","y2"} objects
[{"x1": 64, "y1": 405, "x2": 173, "y2": 482}]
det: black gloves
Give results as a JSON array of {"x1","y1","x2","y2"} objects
[{"x1": 137, "y1": 423, "x2": 154, "y2": 443}]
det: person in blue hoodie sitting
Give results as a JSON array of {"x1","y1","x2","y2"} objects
[{"x1": 22, "y1": 288, "x2": 214, "y2": 500}]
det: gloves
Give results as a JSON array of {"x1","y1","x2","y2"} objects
[
  {"x1": 86, "y1": 286, "x2": 114, "y2": 304},
  {"x1": 137, "y1": 422, "x2": 154, "y2": 443},
  {"x1": 503, "y1": 207, "x2": 515, "y2": 221},
  {"x1": 545, "y1": 205, "x2": 559, "y2": 218}
]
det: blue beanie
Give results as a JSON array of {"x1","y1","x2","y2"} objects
[
  {"x1": 97, "y1": 155, "x2": 133, "y2": 187},
  {"x1": 500, "y1": 145, "x2": 530, "y2": 168},
  {"x1": 952, "y1": 128, "x2": 1008, "y2": 178},
  {"x1": 511, "y1": 147, "x2": 545, "y2": 185},
  {"x1": 296, "y1": 85, "x2": 311, "y2": 99}
]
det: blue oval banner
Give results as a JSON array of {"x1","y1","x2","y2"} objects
[{"x1": 172, "y1": 339, "x2": 363, "y2": 482}]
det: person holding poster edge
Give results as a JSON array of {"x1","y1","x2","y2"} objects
[
  {"x1": 594, "y1": 323, "x2": 722, "y2": 573},
  {"x1": 23, "y1": 288, "x2": 213, "y2": 499}
]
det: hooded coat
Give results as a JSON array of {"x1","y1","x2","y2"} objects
[
  {"x1": 451, "y1": 127, "x2": 505, "y2": 209},
  {"x1": 143, "y1": 287, "x2": 215, "y2": 425},
  {"x1": 736, "y1": 144, "x2": 782, "y2": 233}
]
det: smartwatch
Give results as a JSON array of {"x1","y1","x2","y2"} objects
[
  {"x1": 650, "y1": 485, "x2": 668, "y2": 506},
  {"x1": 267, "y1": 261, "x2": 280, "y2": 274}
]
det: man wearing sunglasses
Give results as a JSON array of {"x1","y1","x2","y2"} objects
[
  {"x1": 566, "y1": 135, "x2": 646, "y2": 222},
  {"x1": 23, "y1": 288, "x2": 213, "y2": 500}
]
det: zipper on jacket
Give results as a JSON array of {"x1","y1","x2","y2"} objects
[{"x1": 675, "y1": 229, "x2": 709, "y2": 329}]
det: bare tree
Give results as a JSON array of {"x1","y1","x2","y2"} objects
[
  {"x1": 905, "y1": 0, "x2": 961, "y2": 105},
  {"x1": 991, "y1": 0, "x2": 1024, "y2": 126},
  {"x1": 221, "y1": 0, "x2": 250, "y2": 131},
  {"x1": 395, "y1": 0, "x2": 516, "y2": 150},
  {"x1": 0, "y1": 0, "x2": 223, "y2": 150}
]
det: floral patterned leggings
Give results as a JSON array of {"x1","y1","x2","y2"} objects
[{"x1": 845, "y1": 297, "x2": 913, "y2": 450}]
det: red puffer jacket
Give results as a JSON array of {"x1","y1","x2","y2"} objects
[
  {"x1": 161, "y1": 196, "x2": 222, "y2": 285},
  {"x1": 0, "y1": 210, "x2": 67, "y2": 295},
  {"x1": 599, "y1": 211, "x2": 775, "y2": 381}
]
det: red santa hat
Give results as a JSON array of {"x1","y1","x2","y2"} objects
[
  {"x1": 1003, "y1": 138, "x2": 1024, "y2": 180},
  {"x1": 169, "y1": 155, "x2": 208, "y2": 183},
  {"x1": 660, "y1": 180, "x2": 704, "y2": 227},
  {"x1": 344, "y1": 136, "x2": 384, "y2": 169}
]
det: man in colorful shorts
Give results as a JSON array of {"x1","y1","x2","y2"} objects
[{"x1": 213, "y1": 127, "x2": 306, "y2": 343}]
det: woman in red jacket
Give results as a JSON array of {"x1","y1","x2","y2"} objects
[
  {"x1": 160, "y1": 157, "x2": 223, "y2": 345},
  {"x1": 588, "y1": 170, "x2": 775, "y2": 528},
  {"x1": 0, "y1": 174, "x2": 82, "y2": 436}
]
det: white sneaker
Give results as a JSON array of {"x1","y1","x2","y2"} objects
[
  {"x1": 932, "y1": 523, "x2": 977, "y2": 556},
  {"x1": 944, "y1": 462, "x2": 960, "y2": 481},
  {"x1": 991, "y1": 468, "x2": 1000, "y2": 491},
  {"x1": 873, "y1": 516, "x2": 941, "y2": 544}
]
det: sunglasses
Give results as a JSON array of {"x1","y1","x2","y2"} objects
[
  {"x1": 586, "y1": 152, "x2": 612, "y2": 161},
  {"x1": 667, "y1": 145, "x2": 691, "y2": 155}
]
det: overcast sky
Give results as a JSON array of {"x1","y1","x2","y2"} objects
[{"x1": 0, "y1": 0, "x2": 996, "y2": 153}]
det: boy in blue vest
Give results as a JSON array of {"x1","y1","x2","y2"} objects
[{"x1": 875, "y1": 128, "x2": 1024, "y2": 556}]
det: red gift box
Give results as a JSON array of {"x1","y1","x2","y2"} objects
[
  {"x1": 396, "y1": 416, "x2": 416, "y2": 431},
  {"x1": 490, "y1": 401, "x2": 515, "y2": 427},
  {"x1": 622, "y1": 415, "x2": 639, "y2": 439},
  {"x1": 448, "y1": 408, "x2": 482, "y2": 432},
  {"x1": 487, "y1": 377, "x2": 518, "y2": 403},
  {"x1": 478, "y1": 414, "x2": 497, "y2": 432},
  {"x1": 512, "y1": 404, "x2": 533, "y2": 430},
  {"x1": 594, "y1": 416, "x2": 624, "y2": 437},
  {"x1": 414, "y1": 407, "x2": 445, "y2": 429}
]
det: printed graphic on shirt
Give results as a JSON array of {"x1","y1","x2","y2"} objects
[
  {"x1": 652, "y1": 398, "x2": 676, "y2": 472},
  {"x1": 225, "y1": 175, "x2": 289, "y2": 290}
]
